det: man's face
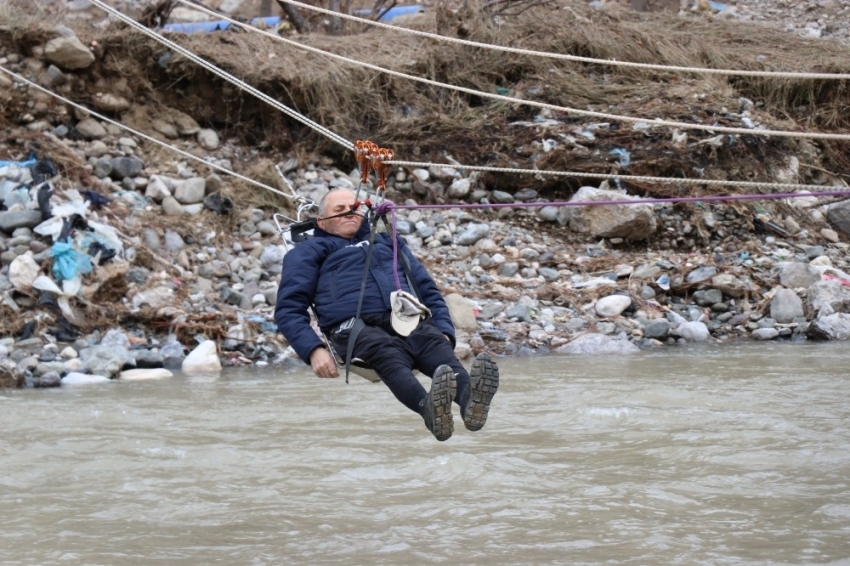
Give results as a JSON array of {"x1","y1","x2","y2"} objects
[{"x1": 317, "y1": 190, "x2": 365, "y2": 239}]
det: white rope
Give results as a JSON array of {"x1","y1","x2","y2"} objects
[
  {"x1": 388, "y1": 159, "x2": 847, "y2": 193},
  {"x1": 168, "y1": 0, "x2": 850, "y2": 141},
  {"x1": 2, "y1": 64, "x2": 837, "y2": 201},
  {"x1": 277, "y1": 0, "x2": 850, "y2": 81},
  {"x1": 87, "y1": 0, "x2": 354, "y2": 151},
  {"x1": 0, "y1": 64, "x2": 303, "y2": 202}
]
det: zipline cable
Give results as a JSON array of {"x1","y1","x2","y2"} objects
[
  {"x1": 386, "y1": 160, "x2": 849, "y2": 193},
  {"x1": 8, "y1": 7, "x2": 846, "y2": 206},
  {"x1": 167, "y1": 0, "x2": 850, "y2": 141},
  {"x1": 275, "y1": 0, "x2": 850, "y2": 81},
  {"x1": 6, "y1": 61, "x2": 849, "y2": 213},
  {"x1": 87, "y1": 0, "x2": 354, "y2": 151},
  {"x1": 0, "y1": 64, "x2": 302, "y2": 202}
]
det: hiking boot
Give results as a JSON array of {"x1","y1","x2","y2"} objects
[
  {"x1": 464, "y1": 353, "x2": 499, "y2": 432},
  {"x1": 421, "y1": 364, "x2": 456, "y2": 441}
]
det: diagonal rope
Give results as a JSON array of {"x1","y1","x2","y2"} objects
[
  {"x1": 0, "y1": 64, "x2": 303, "y2": 202},
  {"x1": 276, "y1": 0, "x2": 850, "y2": 81},
  {"x1": 380, "y1": 189, "x2": 850, "y2": 211},
  {"x1": 167, "y1": 0, "x2": 850, "y2": 141},
  {"x1": 387, "y1": 160, "x2": 848, "y2": 192},
  {"x1": 87, "y1": 0, "x2": 354, "y2": 151}
]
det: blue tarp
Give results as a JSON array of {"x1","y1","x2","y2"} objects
[{"x1": 161, "y1": 6, "x2": 423, "y2": 33}]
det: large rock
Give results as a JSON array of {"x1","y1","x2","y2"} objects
[
  {"x1": 710, "y1": 273, "x2": 754, "y2": 299},
  {"x1": 81, "y1": 344, "x2": 134, "y2": 378},
  {"x1": 43, "y1": 35, "x2": 95, "y2": 70},
  {"x1": 807, "y1": 280, "x2": 850, "y2": 314},
  {"x1": 93, "y1": 93, "x2": 130, "y2": 113},
  {"x1": 806, "y1": 313, "x2": 850, "y2": 340},
  {"x1": 0, "y1": 210, "x2": 42, "y2": 233},
  {"x1": 132, "y1": 286, "x2": 175, "y2": 309},
  {"x1": 119, "y1": 368, "x2": 173, "y2": 381},
  {"x1": 557, "y1": 186, "x2": 656, "y2": 240},
  {"x1": 182, "y1": 340, "x2": 222, "y2": 373},
  {"x1": 75, "y1": 118, "x2": 107, "y2": 139},
  {"x1": 826, "y1": 200, "x2": 850, "y2": 237},
  {"x1": 595, "y1": 294, "x2": 632, "y2": 317},
  {"x1": 770, "y1": 288, "x2": 805, "y2": 323},
  {"x1": 445, "y1": 293, "x2": 478, "y2": 331},
  {"x1": 674, "y1": 321, "x2": 710, "y2": 342},
  {"x1": 62, "y1": 372, "x2": 111, "y2": 386},
  {"x1": 8, "y1": 252, "x2": 40, "y2": 291},
  {"x1": 174, "y1": 177, "x2": 206, "y2": 204},
  {"x1": 556, "y1": 333, "x2": 640, "y2": 355},
  {"x1": 779, "y1": 262, "x2": 820, "y2": 289}
]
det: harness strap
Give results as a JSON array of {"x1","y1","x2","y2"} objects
[
  {"x1": 344, "y1": 213, "x2": 379, "y2": 383},
  {"x1": 342, "y1": 212, "x2": 423, "y2": 383}
]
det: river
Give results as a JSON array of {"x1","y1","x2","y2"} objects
[{"x1": 2, "y1": 341, "x2": 850, "y2": 565}]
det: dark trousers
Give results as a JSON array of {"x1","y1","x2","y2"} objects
[{"x1": 331, "y1": 312, "x2": 470, "y2": 416}]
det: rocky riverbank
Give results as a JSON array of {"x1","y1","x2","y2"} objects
[{"x1": 2, "y1": 0, "x2": 850, "y2": 388}]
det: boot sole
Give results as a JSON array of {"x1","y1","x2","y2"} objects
[
  {"x1": 465, "y1": 354, "x2": 499, "y2": 432},
  {"x1": 429, "y1": 365, "x2": 456, "y2": 441}
]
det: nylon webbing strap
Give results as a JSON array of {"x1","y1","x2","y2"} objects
[{"x1": 344, "y1": 213, "x2": 379, "y2": 383}]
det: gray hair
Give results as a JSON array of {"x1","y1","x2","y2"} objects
[{"x1": 318, "y1": 188, "x2": 356, "y2": 217}]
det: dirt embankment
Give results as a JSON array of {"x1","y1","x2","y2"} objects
[{"x1": 2, "y1": 0, "x2": 849, "y2": 208}]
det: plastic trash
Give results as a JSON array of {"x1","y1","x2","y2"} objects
[
  {"x1": 80, "y1": 189, "x2": 111, "y2": 210},
  {"x1": 656, "y1": 274, "x2": 670, "y2": 291},
  {"x1": 353, "y1": 5, "x2": 424, "y2": 21},
  {"x1": 88, "y1": 241, "x2": 117, "y2": 265},
  {"x1": 36, "y1": 182, "x2": 53, "y2": 221},
  {"x1": 203, "y1": 192, "x2": 233, "y2": 214},
  {"x1": 159, "y1": 9, "x2": 428, "y2": 34},
  {"x1": 30, "y1": 158, "x2": 58, "y2": 183},
  {"x1": 0, "y1": 157, "x2": 37, "y2": 168},
  {"x1": 609, "y1": 148, "x2": 631, "y2": 167},
  {"x1": 51, "y1": 241, "x2": 94, "y2": 281},
  {"x1": 87, "y1": 220, "x2": 123, "y2": 254}
]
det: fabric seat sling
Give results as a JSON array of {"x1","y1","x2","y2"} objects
[{"x1": 343, "y1": 213, "x2": 420, "y2": 383}]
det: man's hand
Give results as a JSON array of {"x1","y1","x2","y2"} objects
[{"x1": 309, "y1": 347, "x2": 339, "y2": 378}]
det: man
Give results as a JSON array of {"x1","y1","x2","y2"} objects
[{"x1": 275, "y1": 188, "x2": 499, "y2": 441}]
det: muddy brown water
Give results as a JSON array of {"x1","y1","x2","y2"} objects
[{"x1": 2, "y1": 341, "x2": 850, "y2": 565}]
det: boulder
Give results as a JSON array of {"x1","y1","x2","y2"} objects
[
  {"x1": 182, "y1": 340, "x2": 222, "y2": 373},
  {"x1": 43, "y1": 35, "x2": 95, "y2": 70},
  {"x1": 557, "y1": 186, "x2": 656, "y2": 241}
]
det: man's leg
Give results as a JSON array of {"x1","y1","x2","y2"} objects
[
  {"x1": 406, "y1": 320, "x2": 471, "y2": 415},
  {"x1": 408, "y1": 320, "x2": 499, "y2": 432},
  {"x1": 333, "y1": 324, "x2": 425, "y2": 412},
  {"x1": 333, "y1": 322, "x2": 455, "y2": 440}
]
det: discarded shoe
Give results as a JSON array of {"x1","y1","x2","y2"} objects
[
  {"x1": 464, "y1": 353, "x2": 499, "y2": 432},
  {"x1": 421, "y1": 364, "x2": 456, "y2": 441}
]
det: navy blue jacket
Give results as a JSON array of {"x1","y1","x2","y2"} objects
[{"x1": 275, "y1": 220, "x2": 456, "y2": 364}]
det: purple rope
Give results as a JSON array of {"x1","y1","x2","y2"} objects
[
  {"x1": 390, "y1": 207, "x2": 402, "y2": 290},
  {"x1": 373, "y1": 188, "x2": 850, "y2": 289},
  {"x1": 374, "y1": 201, "x2": 403, "y2": 290}
]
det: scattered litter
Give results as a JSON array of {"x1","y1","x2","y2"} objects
[
  {"x1": 161, "y1": 16, "x2": 280, "y2": 34},
  {"x1": 0, "y1": 156, "x2": 37, "y2": 168},
  {"x1": 204, "y1": 192, "x2": 233, "y2": 214},
  {"x1": 541, "y1": 139, "x2": 558, "y2": 152},
  {"x1": 609, "y1": 148, "x2": 631, "y2": 167},
  {"x1": 80, "y1": 190, "x2": 111, "y2": 209},
  {"x1": 51, "y1": 241, "x2": 94, "y2": 281}
]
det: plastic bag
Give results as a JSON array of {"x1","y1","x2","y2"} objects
[{"x1": 51, "y1": 241, "x2": 94, "y2": 281}]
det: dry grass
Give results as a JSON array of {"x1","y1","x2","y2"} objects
[{"x1": 1, "y1": 1, "x2": 848, "y2": 201}]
